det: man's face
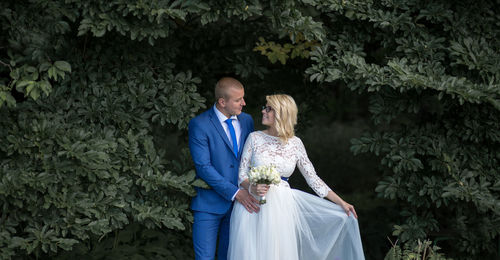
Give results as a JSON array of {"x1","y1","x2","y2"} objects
[{"x1": 221, "y1": 87, "x2": 246, "y2": 116}]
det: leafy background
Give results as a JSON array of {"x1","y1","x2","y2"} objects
[{"x1": 0, "y1": 0, "x2": 498, "y2": 259}]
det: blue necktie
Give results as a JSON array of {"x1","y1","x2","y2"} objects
[{"x1": 225, "y1": 118, "x2": 238, "y2": 157}]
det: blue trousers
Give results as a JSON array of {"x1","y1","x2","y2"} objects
[{"x1": 193, "y1": 209, "x2": 232, "y2": 260}]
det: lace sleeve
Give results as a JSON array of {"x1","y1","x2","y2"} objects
[
  {"x1": 238, "y1": 132, "x2": 254, "y2": 185},
  {"x1": 295, "y1": 137, "x2": 332, "y2": 197}
]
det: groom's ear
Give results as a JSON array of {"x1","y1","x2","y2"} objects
[{"x1": 217, "y1": 97, "x2": 226, "y2": 107}]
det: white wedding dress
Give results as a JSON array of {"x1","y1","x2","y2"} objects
[{"x1": 228, "y1": 131, "x2": 365, "y2": 260}]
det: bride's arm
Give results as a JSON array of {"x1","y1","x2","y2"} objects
[
  {"x1": 325, "y1": 190, "x2": 358, "y2": 218},
  {"x1": 295, "y1": 138, "x2": 358, "y2": 218},
  {"x1": 235, "y1": 133, "x2": 262, "y2": 212},
  {"x1": 238, "y1": 133, "x2": 253, "y2": 186},
  {"x1": 295, "y1": 138, "x2": 332, "y2": 197},
  {"x1": 238, "y1": 134, "x2": 268, "y2": 197}
]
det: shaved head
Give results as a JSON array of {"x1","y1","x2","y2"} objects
[
  {"x1": 215, "y1": 77, "x2": 244, "y2": 101},
  {"x1": 214, "y1": 77, "x2": 246, "y2": 117}
]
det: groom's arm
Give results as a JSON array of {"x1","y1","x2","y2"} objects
[{"x1": 188, "y1": 119, "x2": 239, "y2": 201}]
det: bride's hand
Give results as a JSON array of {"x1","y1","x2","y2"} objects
[
  {"x1": 251, "y1": 184, "x2": 270, "y2": 197},
  {"x1": 341, "y1": 201, "x2": 358, "y2": 219}
]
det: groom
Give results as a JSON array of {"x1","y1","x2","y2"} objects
[{"x1": 188, "y1": 77, "x2": 260, "y2": 260}]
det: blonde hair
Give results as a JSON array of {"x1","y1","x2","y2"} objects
[{"x1": 266, "y1": 94, "x2": 298, "y2": 142}]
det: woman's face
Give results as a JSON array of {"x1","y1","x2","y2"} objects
[{"x1": 261, "y1": 103, "x2": 275, "y2": 127}]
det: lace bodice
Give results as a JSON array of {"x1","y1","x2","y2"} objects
[{"x1": 238, "y1": 131, "x2": 332, "y2": 197}]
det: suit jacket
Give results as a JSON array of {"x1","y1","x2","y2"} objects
[{"x1": 188, "y1": 108, "x2": 254, "y2": 214}]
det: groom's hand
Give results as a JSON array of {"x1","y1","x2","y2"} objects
[{"x1": 235, "y1": 189, "x2": 260, "y2": 213}]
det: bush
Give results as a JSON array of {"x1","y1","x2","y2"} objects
[{"x1": 384, "y1": 239, "x2": 451, "y2": 260}]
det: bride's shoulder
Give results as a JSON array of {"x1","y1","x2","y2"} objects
[
  {"x1": 246, "y1": 131, "x2": 267, "y2": 146},
  {"x1": 249, "y1": 131, "x2": 276, "y2": 142},
  {"x1": 248, "y1": 131, "x2": 263, "y2": 139},
  {"x1": 249, "y1": 131, "x2": 260, "y2": 136},
  {"x1": 251, "y1": 130, "x2": 268, "y2": 136},
  {"x1": 290, "y1": 135, "x2": 304, "y2": 145}
]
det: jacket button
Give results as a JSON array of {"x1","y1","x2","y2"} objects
[{"x1": 230, "y1": 165, "x2": 234, "y2": 168}]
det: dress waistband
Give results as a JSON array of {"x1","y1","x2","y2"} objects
[{"x1": 281, "y1": 176, "x2": 289, "y2": 182}]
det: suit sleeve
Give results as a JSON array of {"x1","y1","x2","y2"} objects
[{"x1": 188, "y1": 119, "x2": 239, "y2": 201}]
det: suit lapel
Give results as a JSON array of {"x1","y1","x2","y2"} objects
[
  {"x1": 209, "y1": 109, "x2": 237, "y2": 157},
  {"x1": 237, "y1": 115, "x2": 247, "y2": 159}
]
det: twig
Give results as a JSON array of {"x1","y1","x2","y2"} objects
[
  {"x1": 0, "y1": 59, "x2": 12, "y2": 71},
  {"x1": 387, "y1": 236, "x2": 398, "y2": 247},
  {"x1": 422, "y1": 246, "x2": 428, "y2": 260}
]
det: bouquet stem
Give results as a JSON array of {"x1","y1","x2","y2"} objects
[{"x1": 259, "y1": 195, "x2": 266, "y2": 205}]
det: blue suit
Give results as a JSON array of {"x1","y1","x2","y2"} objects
[{"x1": 188, "y1": 108, "x2": 254, "y2": 260}]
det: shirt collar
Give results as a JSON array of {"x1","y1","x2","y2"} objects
[{"x1": 213, "y1": 104, "x2": 238, "y2": 123}]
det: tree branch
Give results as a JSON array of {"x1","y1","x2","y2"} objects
[{"x1": 0, "y1": 59, "x2": 12, "y2": 71}]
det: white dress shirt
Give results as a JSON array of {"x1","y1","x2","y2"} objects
[{"x1": 213, "y1": 105, "x2": 241, "y2": 148}]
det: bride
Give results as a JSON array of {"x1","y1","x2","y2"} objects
[{"x1": 227, "y1": 94, "x2": 365, "y2": 260}]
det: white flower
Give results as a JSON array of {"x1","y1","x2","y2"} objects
[{"x1": 247, "y1": 165, "x2": 281, "y2": 185}]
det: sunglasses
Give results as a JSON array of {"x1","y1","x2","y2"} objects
[{"x1": 262, "y1": 106, "x2": 273, "y2": 113}]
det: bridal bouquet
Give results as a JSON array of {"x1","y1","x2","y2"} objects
[{"x1": 247, "y1": 165, "x2": 281, "y2": 204}]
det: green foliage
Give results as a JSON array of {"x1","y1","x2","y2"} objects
[
  {"x1": 253, "y1": 34, "x2": 319, "y2": 64},
  {"x1": 300, "y1": 0, "x2": 500, "y2": 258},
  {"x1": 384, "y1": 239, "x2": 451, "y2": 260},
  {"x1": 75, "y1": 0, "x2": 209, "y2": 43},
  {"x1": 0, "y1": 1, "x2": 209, "y2": 258},
  {"x1": 0, "y1": 62, "x2": 204, "y2": 254},
  {"x1": 54, "y1": 223, "x2": 194, "y2": 260},
  {"x1": 0, "y1": 0, "x2": 75, "y2": 107},
  {"x1": 0, "y1": 101, "x2": 201, "y2": 257}
]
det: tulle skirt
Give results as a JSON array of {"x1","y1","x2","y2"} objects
[{"x1": 228, "y1": 181, "x2": 365, "y2": 260}]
